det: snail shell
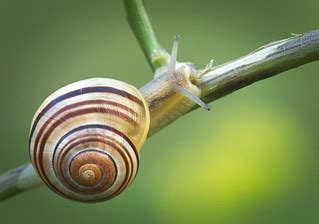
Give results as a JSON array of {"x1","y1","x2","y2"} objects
[{"x1": 29, "y1": 78, "x2": 150, "y2": 202}]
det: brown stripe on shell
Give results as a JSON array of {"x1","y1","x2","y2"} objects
[
  {"x1": 33, "y1": 106, "x2": 139, "y2": 178},
  {"x1": 65, "y1": 149, "x2": 117, "y2": 194},
  {"x1": 54, "y1": 134, "x2": 134, "y2": 178},
  {"x1": 32, "y1": 98, "x2": 138, "y2": 171},
  {"x1": 28, "y1": 79, "x2": 149, "y2": 202},
  {"x1": 55, "y1": 137, "x2": 133, "y2": 195},
  {"x1": 31, "y1": 119, "x2": 141, "y2": 202},
  {"x1": 29, "y1": 85, "x2": 144, "y2": 147},
  {"x1": 54, "y1": 133, "x2": 138, "y2": 195}
]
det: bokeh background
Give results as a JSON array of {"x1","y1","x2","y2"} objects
[{"x1": 0, "y1": 0, "x2": 318, "y2": 223}]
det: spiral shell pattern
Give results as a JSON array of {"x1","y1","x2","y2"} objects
[{"x1": 29, "y1": 78, "x2": 150, "y2": 202}]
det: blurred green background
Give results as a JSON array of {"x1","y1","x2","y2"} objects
[{"x1": 0, "y1": 0, "x2": 318, "y2": 223}]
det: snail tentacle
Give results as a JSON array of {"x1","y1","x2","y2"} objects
[{"x1": 166, "y1": 35, "x2": 212, "y2": 111}]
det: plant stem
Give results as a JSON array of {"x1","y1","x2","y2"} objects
[
  {"x1": 140, "y1": 30, "x2": 319, "y2": 136},
  {"x1": 123, "y1": 0, "x2": 170, "y2": 71},
  {"x1": 197, "y1": 30, "x2": 319, "y2": 103},
  {"x1": 0, "y1": 163, "x2": 42, "y2": 201}
]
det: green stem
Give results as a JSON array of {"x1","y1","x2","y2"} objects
[
  {"x1": 0, "y1": 163, "x2": 42, "y2": 201},
  {"x1": 197, "y1": 30, "x2": 319, "y2": 103},
  {"x1": 123, "y1": 0, "x2": 169, "y2": 71},
  {"x1": 140, "y1": 30, "x2": 319, "y2": 136}
]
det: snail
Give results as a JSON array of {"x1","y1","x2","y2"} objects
[{"x1": 29, "y1": 36, "x2": 211, "y2": 202}]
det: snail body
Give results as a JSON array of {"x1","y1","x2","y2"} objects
[
  {"x1": 29, "y1": 36, "x2": 210, "y2": 203},
  {"x1": 29, "y1": 78, "x2": 149, "y2": 202}
]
